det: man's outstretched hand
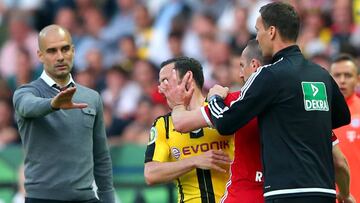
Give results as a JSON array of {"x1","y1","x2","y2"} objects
[{"x1": 51, "y1": 87, "x2": 88, "y2": 109}]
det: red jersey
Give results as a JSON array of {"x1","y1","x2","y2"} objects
[
  {"x1": 333, "y1": 94, "x2": 360, "y2": 201},
  {"x1": 202, "y1": 92, "x2": 263, "y2": 203},
  {"x1": 201, "y1": 91, "x2": 340, "y2": 203}
]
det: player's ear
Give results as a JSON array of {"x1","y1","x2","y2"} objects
[
  {"x1": 268, "y1": 25, "x2": 276, "y2": 40},
  {"x1": 251, "y1": 59, "x2": 261, "y2": 70},
  {"x1": 184, "y1": 71, "x2": 193, "y2": 90},
  {"x1": 37, "y1": 50, "x2": 44, "y2": 63}
]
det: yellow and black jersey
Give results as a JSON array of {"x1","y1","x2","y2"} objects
[{"x1": 145, "y1": 113, "x2": 234, "y2": 203}]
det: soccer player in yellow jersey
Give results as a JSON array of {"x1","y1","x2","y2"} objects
[{"x1": 144, "y1": 57, "x2": 234, "y2": 203}]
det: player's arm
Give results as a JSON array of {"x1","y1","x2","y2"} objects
[
  {"x1": 145, "y1": 159, "x2": 195, "y2": 185},
  {"x1": 208, "y1": 68, "x2": 276, "y2": 135},
  {"x1": 333, "y1": 145, "x2": 350, "y2": 196},
  {"x1": 330, "y1": 77, "x2": 350, "y2": 128},
  {"x1": 172, "y1": 91, "x2": 241, "y2": 133},
  {"x1": 170, "y1": 81, "x2": 240, "y2": 133},
  {"x1": 172, "y1": 99, "x2": 240, "y2": 133},
  {"x1": 144, "y1": 150, "x2": 231, "y2": 185},
  {"x1": 171, "y1": 106, "x2": 208, "y2": 133},
  {"x1": 332, "y1": 134, "x2": 356, "y2": 203}
]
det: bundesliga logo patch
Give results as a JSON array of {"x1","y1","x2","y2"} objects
[
  {"x1": 301, "y1": 82, "x2": 329, "y2": 111},
  {"x1": 148, "y1": 127, "x2": 157, "y2": 145},
  {"x1": 171, "y1": 147, "x2": 181, "y2": 160}
]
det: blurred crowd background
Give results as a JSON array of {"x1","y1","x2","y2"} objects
[{"x1": 0, "y1": 0, "x2": 360, "y2": 202}]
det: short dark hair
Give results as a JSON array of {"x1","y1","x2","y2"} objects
[
  {"x1": 160, "y1": 57, "x2": 204, "y2": 89},
  {"x1": 244, "y1": 40, "x2": 264, "y2": 65},
  {"x1": 332, "y1": 53, "x2": 356, "y2": 64},
  {"x1": 332, "y1": 53, "x2": 359, "y2": 75},
  {"x1": 259, "y1": 2, "x2": 300, "y2": 42}
]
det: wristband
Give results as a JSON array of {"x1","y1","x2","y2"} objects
[{"x1": 208, "y1": 94, "x2": 222, "y2": 102}]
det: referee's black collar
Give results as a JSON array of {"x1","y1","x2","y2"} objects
[{"x1": 272, "y1": 45, "x2": 301, "y2": 63}]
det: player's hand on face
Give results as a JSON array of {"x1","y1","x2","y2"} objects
[
  {"x1": 207, "y1": 85, "x2": 229, "y2": 100},
  {"x1": 51, "y1": 87, "x2": 88, "y2": 109},
  {"x1": 163, "y1": 70, "x2": 194, "y2": 108},
  {"x1": 192, "y1": 150, "x2": 232, "y2": 173},
  {"x1": 337, "y1": 193, "x2": 356, "y2": 203}
]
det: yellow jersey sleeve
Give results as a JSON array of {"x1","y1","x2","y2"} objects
[{"x1": 144, "y1": 115, "x2": 171, "y2": 163}]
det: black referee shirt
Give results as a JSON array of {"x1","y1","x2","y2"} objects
[{"x1": 208, "y1": 45, "x2": 350, "y2": 199}]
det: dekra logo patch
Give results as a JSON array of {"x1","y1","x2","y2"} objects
[{"x1": 301, "y1": 82, "x2": 329, "y2": 111}]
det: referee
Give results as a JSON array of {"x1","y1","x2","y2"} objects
[{"x1": 207, "y1": 2, "x2": 351, "y2": 203}]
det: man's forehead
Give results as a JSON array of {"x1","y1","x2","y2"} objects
[
  {"x1": 240, "y1": 49, "x2": 248, "y2": 61},
  {"x1": 45, "y1": 39, "x2": 71, "y2": 47},
  {"x1": 164, "y1": 63, "x2": 175, "y2": 69},
  {"x1": 39, "y1": 27, "x2": 72, "y2": 50},
  {"x1": 255, "y1": 16, "x2": 263, "y2": 27},
  {"x1": 331, "y1": 61, "x2": 357, "y2": 70},
  {"x1": 160, "y1": 64, "x2": 175, "y2": 74}
]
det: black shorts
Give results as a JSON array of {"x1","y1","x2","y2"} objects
[{"x1": 265, "y1": 196, "x2": 335, "y2": 203}]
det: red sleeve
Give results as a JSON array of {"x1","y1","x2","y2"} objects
[
  {"x1": 332, "y1": 131, "x2": 339, "y2": 146},
  {"x1": 224, "y1": 91, "x2": 241, "y2": 106},
  {"x1": 201, "y1": 91, "x2": 241, "y2": 127}
]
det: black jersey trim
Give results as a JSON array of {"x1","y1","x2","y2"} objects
[
  {"x1": 163, "y1": 114, "x2": 170, "y2": 139},
  {"x1": 177, "y1": 179, "x2": 184, "y2": 203},
  {"x1": 196, "y1": 169, "x2": 215, "y2": 203},
  {"x1": 190, "y1": 128, "x2": 204, "y2": 138},
  {"x1": 151, "y1": 113, "x2": 171, "y2": 139},
  {"x1": 144, "y1": 142, "x2": 155, "y2": 163}
]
